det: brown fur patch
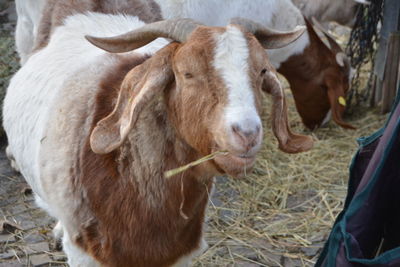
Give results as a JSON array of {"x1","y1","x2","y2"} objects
[
  {"x1": 72, "y1": 51, "x2": 214, "y2": 266},
  {"x1": 167, "y1": 28, "x2": 227, "y2": 157}
]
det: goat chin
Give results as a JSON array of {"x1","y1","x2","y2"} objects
[{"x1": 214, "y1": 153, "x2": 256, "y2": 177}]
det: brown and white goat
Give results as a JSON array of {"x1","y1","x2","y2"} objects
[
  {"x1": 278, "y1": 17, "x2": 355, "y2": 129},
  {"x1": 3, "y1": 11, "x2": 313, "y2": 267}
]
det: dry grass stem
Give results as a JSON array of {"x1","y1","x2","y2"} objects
[{"x1": 164, "y1": 151, "x2": 228, "y2": 178}]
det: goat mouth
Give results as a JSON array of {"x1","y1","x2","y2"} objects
[{"x1": 212, "y1": 147, "x2": 257, "y2": 176}]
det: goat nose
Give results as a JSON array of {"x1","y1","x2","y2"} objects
[{"x1": 231, "y1": 123, "x2": 261, "y2": 150}]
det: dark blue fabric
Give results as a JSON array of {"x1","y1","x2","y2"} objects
[{"x1": 315, "y1": 86, "x2": 400, "y2": 267}]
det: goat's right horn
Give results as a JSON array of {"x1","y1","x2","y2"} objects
[
  {"x1": 310, "y1": 17, "x2": 344, "y2": 54},
  {"x1": 229, "y1": 17, "x2": 306, "y2": 49},
  {"x1": 85, "y1": 19, "x2": 202, "y2": 53}
]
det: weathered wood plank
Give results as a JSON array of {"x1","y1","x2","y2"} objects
[{"x1": 381, "y1": 32, "x2": 400, "y2": 113}]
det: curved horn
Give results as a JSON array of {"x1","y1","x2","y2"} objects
[
  {"x1": 310, "y1": 17, "x2": 344, "y2": 54},
  {"x1": 230, "y1": 17, "x2": 306, "y2": 49},
  {"x1": 309, "y1": 17, "x2": 351, "y2": 71},
  {"x1": 85, "y1": 18, "x2": 202, "y2": 53}
]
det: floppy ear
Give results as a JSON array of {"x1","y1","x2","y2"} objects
[
  {"x1": 90, "y1": 44, "x2": 178, "y2": 154},
  {"x1": 263, "y1": 72, "x2": 314, "y2": 153},
  {"x1": 325, "y1": 78, "x2": 356, "y2": 130}
]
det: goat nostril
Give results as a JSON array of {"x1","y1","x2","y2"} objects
[
  {"x1": 231, "y1": 123, "x2": 261, "y2": 150},
  {"x1": 243, "y1": 130, "x2": 253, "y2": 138},
  {"x1": 232, "y1": 124, "x2": 241, "y2": 134}
]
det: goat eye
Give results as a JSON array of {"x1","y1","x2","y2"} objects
[
  {"x1": 184, "y1": 73, "x2": 193, "y2": 79},
  {"x1": 260, "y1": 68, "x2": 267, "y2": 75}
]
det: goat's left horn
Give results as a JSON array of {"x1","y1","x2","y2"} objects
[
  {"x1": 85, "y1": 19, "x2": 202, "y2": 53},
  {"x1": 310, "y1": 17, "x2": 344, "y2": 54},
  {"x1": 229, "y1": 17, "x2": 306, "y2": 49}
]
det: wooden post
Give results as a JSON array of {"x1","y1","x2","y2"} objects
[
  {"x1": 381, "y1": 32, "x2": 400, "y2": 113},
  {"x1": 370, "y1": 75, "x2": 377, "y2": 107},
  {"x1": 374, "y1": 77, "x2": 383, "y2": 107},
  {"x1": 397, "y1": 55, "x2": 400, "y2": 95}
]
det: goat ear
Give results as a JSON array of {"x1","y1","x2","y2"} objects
[
  {"x1": 325, "y1": 79, "x2": 356, "y2": 130},
  {"x1": 263, "y1": 72, "x2": 314, "y2": 153},
  {"x1": 90, "y1": 44, "x2": 177, "y2": 154}
]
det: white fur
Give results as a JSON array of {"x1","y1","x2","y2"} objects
[
  {"x1": 321, "y1": 109, "x2": 332, "y2": 126},
  {"x1": 3, "y1": 12, "x2": 169, "y2": 266},
  {"x1": 15, "y1": 0, "x2": 46, "y2": 65},
  {"x1": 291, "y1": 0, "x2": 360, "y2": 27},
  {"x1": 172, "y1": 239, "x2": 208, "y2": 267},
  {"x1": 63, "y1": 232, "x2": 100, "y2": 267},
  {"x1": 154, "y1": 0, "x2": 310, "y2": 68},
  {"x1": 213, "y1": 25, "x2": 261, "y2": 142},
  {"x1": 53, "y1": 221, "x2": 64, "y2": 240}
]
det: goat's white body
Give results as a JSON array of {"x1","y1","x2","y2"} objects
[
  {"x1": 291, "y1": 0, "x2": 359, "y2": 27},
  {"x1": 154, "y1": 0, "x2": 309, "y2": 68},
  {"x1": 14, "y1": 0, "x2": 309, "y2": 68},
  {"x1": 3, "y1": 12, "x2": 170, "y2": 266},
  {"x1": 15, "y1": 0, "x2": 46, "y2": 64}
]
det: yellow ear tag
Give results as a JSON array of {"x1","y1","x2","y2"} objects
[{"x1": 338, "y1": 96, "x2": 346, "y2": 107}]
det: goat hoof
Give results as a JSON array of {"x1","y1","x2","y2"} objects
[
  {"x1": 6, "y1": 146, "x2": 20, "y2": 172},
  {"x1": 10, "y1": 160, "x2": 21, "y2": 172},
  {"x1": 53, "y1": 221, "x2": 64, "y2": 251}
]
